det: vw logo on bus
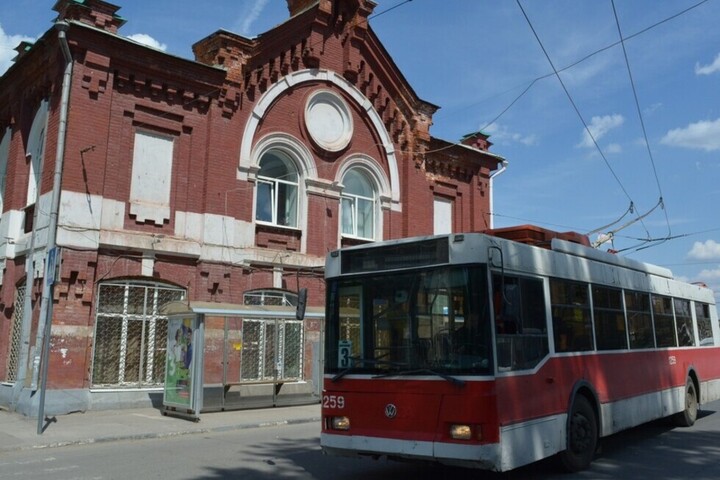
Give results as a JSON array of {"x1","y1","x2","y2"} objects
[{"x1": 385, "y1": 403, "x2": 397, "y2": 419}]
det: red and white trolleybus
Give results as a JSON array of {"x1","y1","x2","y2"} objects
[{"x1": 320, "y1": 226, "x2": 720, "y2": 472}]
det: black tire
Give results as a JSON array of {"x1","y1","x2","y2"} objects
[
  {"x1": 673, "y1": 378, "x2": 698, "y2": 427},
  {"x1": 559, "y1": 395, "x2": 598, "y2": 472}
]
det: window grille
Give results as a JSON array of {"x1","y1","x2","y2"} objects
[
  {"x1": 5, "y1": 284, "x2": 26, "y2": 383},
  {"x1": 92, "y1": 282, "x2": 185, "y2": 388}
]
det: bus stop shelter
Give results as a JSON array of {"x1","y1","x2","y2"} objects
[{"x1": 160, "y1": 301, "x2": 324, "y2": 420}]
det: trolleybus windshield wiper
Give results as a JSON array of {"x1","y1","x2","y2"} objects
[
  {"x1": 372, "y1": 369, "x2": 466, "y2": 387},
  {"x1": 331, "y1": 357, "x2": 409, "y2": 383}
]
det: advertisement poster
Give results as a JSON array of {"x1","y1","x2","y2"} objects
[{"x1": 164, "y1": 316, "x2": 195, "y2": 408}]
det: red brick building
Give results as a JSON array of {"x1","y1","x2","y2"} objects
[{"x1": 0, "y1": 0, "x2": 505, "y2": 414}]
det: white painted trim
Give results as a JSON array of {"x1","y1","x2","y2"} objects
[
  {"x1": 238, "y1": 69, "x2": 401, "y2": 212},
  {"x1": 499, "y1": 414, "x2": 566, "y2": 471}
]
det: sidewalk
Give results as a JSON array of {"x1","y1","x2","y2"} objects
[{"x1": 0, "y1": 403, "x2": 321, "y2": 454}]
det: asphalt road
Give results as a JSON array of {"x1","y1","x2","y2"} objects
[{"x1": 2, "y1": 399, "x2": 720, "y2": 479}]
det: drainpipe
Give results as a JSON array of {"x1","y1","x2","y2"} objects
[
  {"x1": 488, "y1": 159, "x2": 507, "y2": 230},
  {"x1": 35, "y1": 20, "x2": 72, "y2": 434}
]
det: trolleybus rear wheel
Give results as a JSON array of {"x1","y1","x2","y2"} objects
[
  {"x1": 673, "y1": 378, "x2": 698, "y2": 427},
  {"x1": 559, "y1": 395, "x2": 598, "y2": 472}
]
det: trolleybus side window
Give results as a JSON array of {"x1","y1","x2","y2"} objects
[
  {"x1": 492, "y1": 274, "x2": 548, "y2": 371},
  {"x1": 652, "y1": 295, "x2": 677, "y2": 348},
  {"x1": 550, "y1": 279, "x2": 593, "y2": 352},
  {"x1": 696, "y1": 302, "x2": 714, "y2": 346},
  {"x1": 592, "y1": 286, "x2": 628, "y2": 351},
  {"x1": 674, "y1": 298, "x2": 695, "y2": 347},
  {"x1": 625, "y1": 291, "x2": 654, "y2": 349}
]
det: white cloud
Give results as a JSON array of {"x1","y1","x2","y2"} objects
[
  {"x1": 238, "y1": 0, "x2": 270, "y2": 36},
  {"x1": 698, "y1": 267, "x2": 720, "y2": 280},
  {"x1": 483, "y1": 123, "x2": 538, "y2": 147},
  {"x1": 606, "y1": 143, "x2": 622, "y2": 154},
  {"x1": 127, "y1": 33, "x2": 167, "y2": 52},
  {"x1": 660, "y1": 118, "x2": 720, "y2": 152},
  {"x1": 695, "y1": 53, "x2": 720, "y2": 75},
  {"x1": 688, "y1": 240, "x2": 720, "y2": 260},
  {"x1": 0, "y1": 23, "x2": 35, "y2": 76},
  {"x1": 578, "y1": 114, "x2": 624, "y2": 148}
]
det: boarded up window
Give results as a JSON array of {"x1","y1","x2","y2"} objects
[
  {"x1": 26, "y1": 100, "x2": 48, "y2": 206},
  {"x1": 433, "y1": 197, "x2": 452, "y2": 235},
  {"x1": 130, "y1": 131, "x2": 173, "y2": 224},
  {"x1": 0, "y1": 127, "x2": 10, "y2": 213}
]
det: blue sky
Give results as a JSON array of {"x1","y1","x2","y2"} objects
[{"x1": 1, "y1": 0, "x2": 719, "y2": 301}]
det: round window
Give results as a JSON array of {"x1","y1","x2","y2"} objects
[{"x1": 304, "y1": 90, "x2": 353, "y2": 152}]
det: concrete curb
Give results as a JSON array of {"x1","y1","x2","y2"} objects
[{"x1": 0, "y1": 415, "x2": 322, "y2": 454}]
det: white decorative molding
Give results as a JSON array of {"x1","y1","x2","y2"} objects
[
  {"x1": 305, "y1": 178, "x2": 342, "y2": 199},
  {"x1": 304, "y1": 89, "x2": 353, "y2": 152},
  {"x1": 335, "y1": 154, "x2": 393, "y2": 211},
  {"x1": 239, "y1": 69, "x2": 401, "y2": 211}
]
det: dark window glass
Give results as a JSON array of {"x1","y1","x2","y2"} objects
[
  {"x1": 653, "y1": 296, "x2": 677, "y2": 347},
  {"x1": 696, "y1": 303, "x2": 714, "y2": 346},
  {"x1": 625, "y1": 291, "x2": 654, "y2": 349},
  {"x1": 593, "y1": 286, "x2": 627, "y2": 350},
  {"x1": 551, "y1": 279, "x2": 593, "y2": 352},
  {"x1": 674, "y1": 299, "x2": 695, "y2": 347},
  {"x1": 493, "y1": 274, "x2": 549, "y2": 371}
]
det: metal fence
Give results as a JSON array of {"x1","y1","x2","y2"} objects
[
  {"x1": 92, "y1": 282, "x2": 185, "y2": 388},
  {"x1": 4, "y1": 284, "x2": 25, "y2": 383}
]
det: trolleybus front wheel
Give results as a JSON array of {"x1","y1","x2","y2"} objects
[
  {"x1": 673, "y1": 377, "x2": 698, "y2": 427},
  {"x1": 559, "y1": 395, "x2": 598, "y2": 472}
]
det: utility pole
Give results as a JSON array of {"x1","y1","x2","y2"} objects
[{"x1": 36, "y1": 20, "x2": 72, "y2": 434}]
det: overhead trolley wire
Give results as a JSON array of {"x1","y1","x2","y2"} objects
[
  {"x1": 454, "y1": 0, "x2": 710, "y2": 129},
  {"x1": 515, "y1": 0, "x2": 695, "y2": 245},
  {"x1": 611, "y1": 0, "x2": 673, "y2": 245},
  {"x1": 515, "y1": 0, "x2": 634, "y2": 203}
]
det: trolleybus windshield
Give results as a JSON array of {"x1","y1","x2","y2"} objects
[{"x1": 326, "y1": 265, "x2": 493, "y2": 378}]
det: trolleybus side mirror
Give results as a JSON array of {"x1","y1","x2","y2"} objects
[
  {"x1": 489, "y1": 246, "x2": 504, "y2": 269},
  {"x1": 296, "y1": 288, "x2": 308, "y2": 320}
]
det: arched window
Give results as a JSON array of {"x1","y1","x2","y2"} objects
[
  {"x1": 256, "y1": 150, "x2": 299, "y2": 228},
  {"x1": 243, "y1": 288, "x2": 299, "y2": 307},
  {"x1": 341, "y1": 169, "x2": 377, "y2": 240}
]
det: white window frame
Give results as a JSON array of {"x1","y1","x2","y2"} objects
[
  {"x1": 249, "y1": 134, "x2": 312, "y2": 236},
  {"x1": 335, "y1": 156, "x2": 391, "y2": 243},
  {"x1": 255, "y1": 153, "x2": 299, "y2": 228},
  {"x1": 341, "y1": 170, "x2": 376, "y2": 240}
]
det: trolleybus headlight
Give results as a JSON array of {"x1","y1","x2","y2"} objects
[
  {"x1": 331, "y1": 416, "x2": 350, "y2": 430},
  {"x1": 450, "y1": 424, "x2": 472, "y2": 440}
]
